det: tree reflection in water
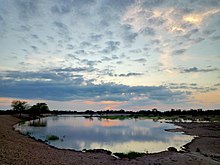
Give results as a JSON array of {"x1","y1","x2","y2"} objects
[{"x1": 29, "y1": 118, "x2": 47, "y2": 127}]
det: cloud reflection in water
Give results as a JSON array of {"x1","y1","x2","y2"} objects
[{"x1": 16, "y1": 116, "x2": 193, "y2": 153}]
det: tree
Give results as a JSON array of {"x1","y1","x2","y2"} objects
[
  {"x1": 29, "y1": 103, "x2": 49, "y2": 117},
  {"x1": 11, "y1": 100, "x2": 28, "y2": 117}
]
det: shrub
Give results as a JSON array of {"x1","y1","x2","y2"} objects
[
  {"x1": 168, "y1": 147, "x2": 177, "y2": 152},
  {"x1": 114, "y1": 151, "x2": 145, "y2": 159},
  {"x1": 46, "y1": 135, "x2": 59, "y2": 141}
]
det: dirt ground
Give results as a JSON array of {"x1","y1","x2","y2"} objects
[{"x1": 0, "y1": 115, "x2": 220, "y2": 165}]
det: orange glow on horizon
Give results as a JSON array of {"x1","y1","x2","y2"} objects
[
  {"x1": 0, "y1": 97, "x2": 30, "y2": 107},
  {"x1": 84, "y1": 100, "x2": 121, "y2": 105},
  {"x1": 84, "y1": 100, "x2": 122, "y2": 110},
  {"x1": 0, "y1": 97, "x2": 12, "y2": 106},
  {"x1": 193, "y1": 90, "x2": 220, "y2": 107}
]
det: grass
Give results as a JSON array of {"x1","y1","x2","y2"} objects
[
  {"x1": 26, "y1": 131, "x2": 32, "y2": 136},
  {"x1": 19, "y1": 118, "x2": 27, "y2": 125},
  {"x1": 114, "y1": 151, "x2": 146, "y2": 159},
  {"x1": 46, "y1": 135, "x2": 59, "y2": 141},
  {"x1": 209, "y1": 116, "x2": 220, "y2": 122}
]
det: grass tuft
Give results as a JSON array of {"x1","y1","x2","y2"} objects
[
  {"x1": 114, "y1": 151, "x2": 145, "y2": 159},
  {"x1": 46, "y1": 135, "x2": 59, "y2": 141},
  {"x1": 19, "y1": 119, "x2": 27, "y2": 125}
]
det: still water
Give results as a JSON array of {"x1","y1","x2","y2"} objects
[{"x1": 15, "y1": 115, "x2": 193, "y2": 153}]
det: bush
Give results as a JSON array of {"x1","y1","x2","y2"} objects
[
  {"x1": 168, "y1": 147, "x2": 177, "y2": 152},
  {"x1": 114, "y1": 151, "x2": 145, "y2": 159},
  {"x1": 46, "y1": 135, "x2": 59, "y2": 141}
]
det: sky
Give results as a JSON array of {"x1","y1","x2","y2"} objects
[{"x1": 0, "y1": 0, "x2": 220, "y2": 111}]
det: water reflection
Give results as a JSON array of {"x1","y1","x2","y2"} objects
[
  {"x1": 29, "y1": 118, "x2": 47, "y2": 127},
  {"x1": 15, "y1": 115, "x2": 193, "y2": 153}
]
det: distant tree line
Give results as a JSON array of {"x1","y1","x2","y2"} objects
[
  {"x1": 50, "y1": 108, "x2": 220, "y2": 117},
  {"x1": 0, "y1": 100, "x2": 219, "y2": 118}
]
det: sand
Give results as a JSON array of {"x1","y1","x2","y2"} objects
[{"x1": 0, "y1": 115, "x2": 220, "y2": 165}]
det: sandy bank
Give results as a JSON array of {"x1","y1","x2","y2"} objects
[{"x1": 0, "y1": 115, "x2": 220, "y2": 165}]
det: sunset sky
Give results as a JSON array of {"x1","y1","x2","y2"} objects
[{"x1": 0, "y1": 0, "x2": 220, "y2": 111}]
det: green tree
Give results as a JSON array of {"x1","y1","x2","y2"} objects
[
  {"x1": 11, "y1": 100, "x2": 28, "y2": 117},
  {"x1": 29, "y1": 103, "x2": 49, "y2": 117}
]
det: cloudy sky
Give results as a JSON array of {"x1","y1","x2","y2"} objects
[{"x1": 0, "y1": 0, "x2": 220, "y2": 111}]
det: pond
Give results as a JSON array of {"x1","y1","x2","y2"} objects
[{"x1": 15, "y1": 115, "x2": 194, "y2": 153}]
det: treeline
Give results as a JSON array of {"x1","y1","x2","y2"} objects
[
  {"x1": 51, "y1": 108, "x2": 220, "y2": 116},
  {"x1": 0, "y1": 100, "x2": 219, "y2": 117}
]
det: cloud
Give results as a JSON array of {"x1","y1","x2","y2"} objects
[
  {"x1": 112, "y1": 55, "x2": 119, "y2": 60},
  {"x1": 90, "y1": 34, "x2": 103, "y2": 42},
  {"x1": 102, "y1": 0, "x2": 134, "y2": 11},
  {"x1": 19, "y1": 25, "x2": 31, "y2": 32},
  {"x1": 121, "y1": 24, "x2": 138, "y2": 44},
  {"x1": 129, "y1": 49, "x2": 142, "y2": 53},
  {"x1": 75, "y1": 49, "x2": 86, "y2": 55},
  {"x1": 51, "y1": 0, "x2": 96, "y2": 16},
  {"x1": 101, "y1": 41, "x2": 120, "y2": 53},
  {"x1": 31, "y1": 45, "x2": 38, "y2": 51},
  {"x1": 214, "y1": 83, "x2": 220, "y2": 87},
  {"x1": 98, "y1": 68, "x2": 115, "y2": 77},
  {"x1": 148, "y1": 17, "x2": 165, "y2": 26},
  {"x1": 66, "y1": 44, "x2": 75, "y2": 50},
  {"x1": 52, "y1": 67, "x2": 88, "y2": 72},
  {"x1": 166, "y1": 83, "x2": 218, "y2": 93},
  {"x1": 72, "y1": 0, "x2": 96, "y2": 8},
  {"x1": 14, "y1": 0, "x2": 39, "y2": 19},
  {"x1": 47, "y1": 36, "x2": 54, "y2": 42},
  {"x1": 141, "y1": 27, "x2": 155, "y2": 36},
  {"x1": 151, "y1": 39, "x2": 160, "y2": 44},
  {"x1": 181, "y1": 67, "x2": 219, "y2": 73},
  {"x1": 172, "y1": 49, "x2": 186, "y2": 55},
  {"x1": 211, "y1": 35, "x2": 220, "y2": 41},
  {"x1": 53, "y1": 21, "x2": 70, "y2": 39},
  {"x1": 0, "y1": 15, "x2": 4, "y2": 26},
  {"x1": 53, "y1": 21, "x2": 67, "y2": 30},
  {"x1": 81, "y1": 59, "x2": 101, "y2": 68},
  {"x1": 101, "y1": 57, "x2": 112, "y2": 62},
  {"x1": 51, "y1": 4, "x2": 72, "y2": 15},
  {"x1": 0, "y1": 0, "x2": 219, "y2": 110},
  {"x1": 0, "y1": 70, "x2": 187, "y2": 103},
  {"x1": 118, "y1": 72, "x2": 143, "y2": 77},
  {"x1": 0, "y1": 15, "x2": 6, "y2": 36},
  {"x1": 100, "y1": 55, "x2": 121, "y2": 62},
  {"x1": 133, "y1": 58, "x2": 147, "y2": 63},
  {"x1": 143, "y1": 0, "x2": 165, "y2": 8},
  {"x1": 122, "y1": 0, "x2": 220, "y2": 71},
  {"x1": 116, "y1": 61, "x2": 123, "y2": 64},
  {"x1": 0, "y1": 70, "x2": 68, "y2": 82},
  {"x1": 80, "y1": 41, "x2": 91, "y2": 48},
  {"x1": 31, "y1": 34, "x2": 39, "y2": 39},
  {"x1": 0, "y1": 15, "x2": 4, "y2": 22}
]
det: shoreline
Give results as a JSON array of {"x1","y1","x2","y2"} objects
[{"x1": 1, "y1": 115, "x2": 220, "y2": 164}]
